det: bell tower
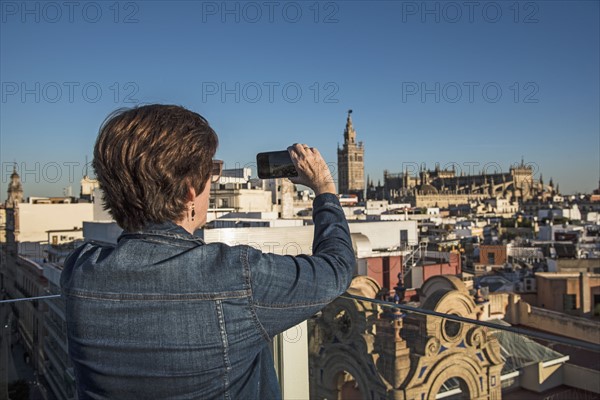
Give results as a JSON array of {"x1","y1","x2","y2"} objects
[
  {"x1": 337, "y1": 110, "x2": 365, "y2": 200},
  {"x1": 6, "y1": 163, "x2": 24, "y2": 207}
]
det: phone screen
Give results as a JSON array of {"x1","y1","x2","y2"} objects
[{"x1": 257, "y1": 150, "x2": 298, "y2": 179}]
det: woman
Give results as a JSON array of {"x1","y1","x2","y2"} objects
[{"x1": 61, "y1": 104, "x2": 355, "y2": 399}]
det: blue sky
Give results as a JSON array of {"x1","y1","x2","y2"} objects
[{"x1": 1, "y1": 0, "x2": 599, "y2": 196}]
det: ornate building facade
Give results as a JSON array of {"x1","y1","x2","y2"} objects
[
  {"x1": 337, "y1": 110, "x2": 365, "y2": 200},
  {"x1": 6, "y1": 164, "x2": 24, "y2": 207},
  {"x1": 368, "y1": 160, "x2": 556, "y2": 207},
  {"x1": 309, "y1": 275, "x2": 503, "y2": 399}
]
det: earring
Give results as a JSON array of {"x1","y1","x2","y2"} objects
[{"x1": 191, "y1": 203, "x2": 195, "y2": 221}]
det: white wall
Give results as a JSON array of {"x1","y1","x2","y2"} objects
[
  {"x1": 348, "y1": 220, "x2": 418, "y2": 249},
  {"x1": 204, "y1": 225, "x2": 314, "y2": 255},
  {"x1": 562, "y1": 205, "x2": 581, "y2": 221},
  {"x1": 18, "y1": 203, "x2": 94, "y2": 242}
]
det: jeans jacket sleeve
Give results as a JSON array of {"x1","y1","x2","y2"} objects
[{"x1": 247, "y1": 193, "x2": 356, "y2": 339}]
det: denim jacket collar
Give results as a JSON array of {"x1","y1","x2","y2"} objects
[{"x1": 117, "y1": 220, "x2": 205, "y2": 245}]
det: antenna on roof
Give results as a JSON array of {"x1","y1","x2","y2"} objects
[{"x1": 85, "y1": 155, "x2": 89, "y2": 177}]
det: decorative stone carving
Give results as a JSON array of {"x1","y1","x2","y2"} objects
[{"x1": 309, "y1": 275, "x2": 504, "y2": 399}]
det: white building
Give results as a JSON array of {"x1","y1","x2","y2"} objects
[
  {"x1": 210, "y1": 168, "x2": 274, "y2": 213},
  {"x1": 17, "y1": 199, "x2": 93, "y2": 243},
  {"x1": 80, "y1": 175, "x2": 99, "y2": 201},
  {"x1": 537, "y1": 224, "x2": 584, "y2": 242},
  {"x1": 538, "y1": 204, "x2": 581, "y2": 221},
  {"x1": 210, "y1": 211, "x2": 304, "y2": 228},
  {"x1": 484, "y1": 197, "x2": 519, "y2": 216},
  {"x1": 10, "y1": 199, "x2": 93, "y2": 259}
]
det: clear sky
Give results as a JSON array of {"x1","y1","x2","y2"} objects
[{"x1": 1, "y1": 0, "x2": 599, "y2": 197}]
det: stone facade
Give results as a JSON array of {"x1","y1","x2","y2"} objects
[
  {"x1": 337, "y1": 110, "x2": 365, "y2": 200},
  {"x1": 309, "y1": 275, "x2": 503, "y2": 399},
  {"x1": 372, "y1": 160, "x2": 551, "y2": 206},
  {"x1": 414, "y1": 193, "x2": 487, "y2": 208}
]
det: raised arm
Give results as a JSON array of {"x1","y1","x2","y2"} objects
[{"x1": 247, "y1": 144, "x2": 355, "y2": 338}]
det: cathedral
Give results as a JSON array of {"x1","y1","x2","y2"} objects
[
  {"x1": 337, "y1": 110, "x2": 365, "y2": 201},
  {"x1": 368, "y1": 160, "x2": 557, "y2": 207}
]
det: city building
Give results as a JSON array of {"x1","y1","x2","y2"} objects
[
  {"x1": 208, "y1": 211, "x2": 304, "y2": 228},
  {"x1": 534, "y1": 272, "x2": 600, "y2": 317},
  {"x1": 79, "y1": 174, "x2": 99, "y2": 202},
  {"x1": 43, "y1": 261, "x2": 76, "y2": 399},
  {"x1": 264, "y1": 177, "x2": 295, "y2": 218},
  {"x1": 6, "y1": 256, "x2": 48, "y2": 382},
  {"x1": 6, "y1": 165, "x2": 24, "y2": 207},
  {"x1": 337, "y1": 110, "x2": 365, "y2": 201},
  {"x1": 3, "y1": 152, "x2": 598, "y2": 399},
  {"x1": 375, "y1": 159, "x2": 549, "y2": 207},
  {"x1": 209, "y1": 167, "x2": 273, "y2": 213},
  {"x1": 309, "y1": 275, "x2": 599, "y2": 399},
  {"x1": 2, "y1": 167, "x2": 92, "y2": 399},
  {"x1": 308, "y1": 275, "x2": 504, "y2": 399},
  {"x1": 3, "y1": 166, "x2": 93, "y2": 260}
]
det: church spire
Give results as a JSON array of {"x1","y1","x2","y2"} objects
[
  {"x1": 344, "y1": 109, "x2": 356, "y2": 144},
  {"x1": 6, "y1": 163, "x2": 24, "y2": 207}
]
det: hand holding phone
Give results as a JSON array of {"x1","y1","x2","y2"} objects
[
  {"x1": 256, "y1": 151, "x2": 298, "y2": 179},
  {"x1": 257, "y1": 145, "x2": 335, "y2": 195}
]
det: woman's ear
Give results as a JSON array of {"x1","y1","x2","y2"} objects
[{"x1": 187, "y1": 187, "x2": 197, "y2": 202}]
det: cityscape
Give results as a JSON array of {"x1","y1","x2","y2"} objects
[
  {"x1": 1, "y1": 111, "x2": 599, "y2": 399},
  {"x1": 1, "y1": 1, "x2": 599, "y2": 399}
]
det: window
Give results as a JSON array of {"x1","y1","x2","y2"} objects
[
  {"x1": 525, "y1": 279, "x2": 533, "y2": 291},
  {"x1": 487, "y1": 252, "x2": 495, "y2": 264}
]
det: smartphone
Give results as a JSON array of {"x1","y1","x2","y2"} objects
[{"x1": 256, "y1": 150, "x2": 298, "y2": 179}]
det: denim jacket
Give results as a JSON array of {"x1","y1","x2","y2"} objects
[{"x1": 60, "y1": 193, "x2": 355, "y2": 399}]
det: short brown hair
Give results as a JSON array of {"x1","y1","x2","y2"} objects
[{"x1": 93, "y1": 104, "x2": 218, "y2": 231}]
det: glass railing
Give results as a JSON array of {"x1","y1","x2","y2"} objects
[
  {"x1": 2, "y1": 279, "x2": 600, "y2": 400},
  {"x1": 305, "y1": 283, "x2": 600, "y2": 400}
]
